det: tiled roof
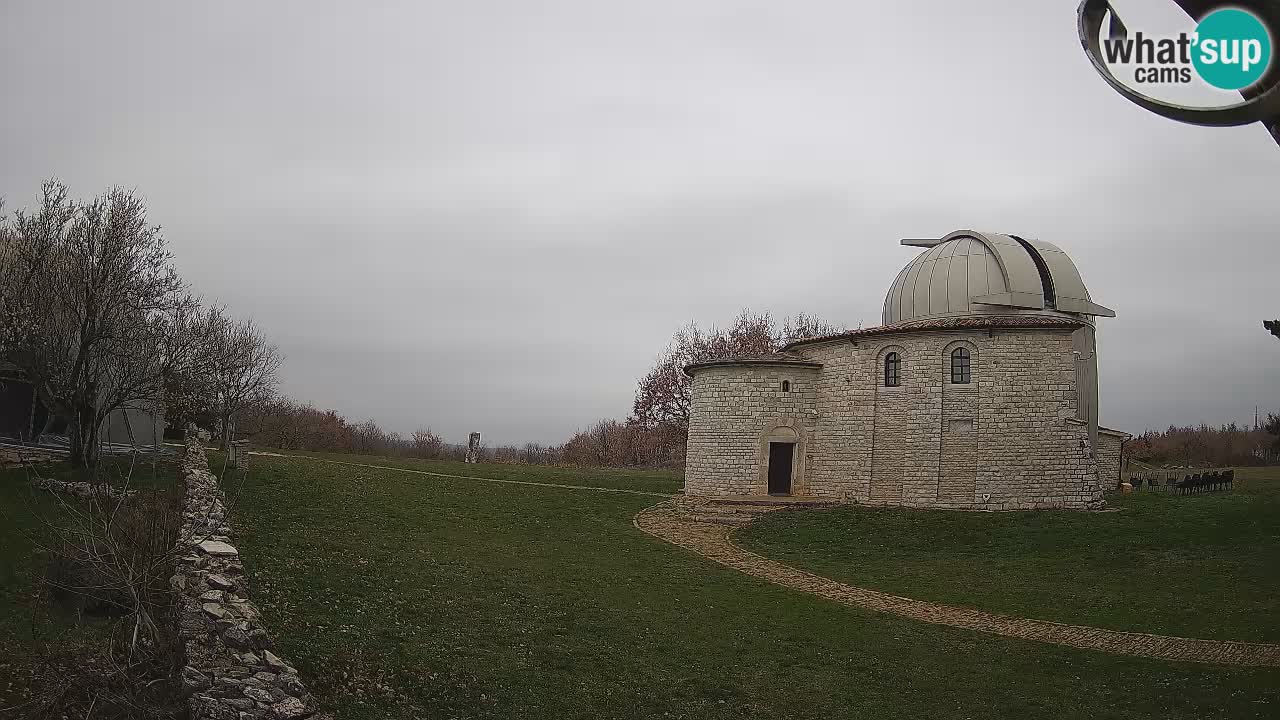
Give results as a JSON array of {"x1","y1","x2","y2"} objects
[
  {"x1": 782, "y1": 314, "x2": 1085, "y2": 350},
  {"x1": 684, "y1": 352, "x2": 823, "y2": 376}
]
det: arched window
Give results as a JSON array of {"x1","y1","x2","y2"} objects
[
  {"x1": 884, "y1": 352, "x2": 900, "y2": 387},
  {"x1": 951, "y1": 347, "x2": 971, "y2": 384},
  {"x1": 781, "y1": 380, "x2": 790, "y2": 392}
]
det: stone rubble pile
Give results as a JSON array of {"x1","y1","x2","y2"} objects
[
  {"x1": 32, "y1": 476, "x2": 136, "y2": 499},
  {"x1": 171, "y1": 437, "x2": 328, "y2": 720}
]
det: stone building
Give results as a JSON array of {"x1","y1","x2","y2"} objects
[{"x1": 683, "y1": 230, "x2": 1129, "y2": 510}]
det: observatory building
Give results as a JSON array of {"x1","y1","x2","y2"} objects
[{"x1": 683, "y1": 230, "x2": 1127, "y2": 510}]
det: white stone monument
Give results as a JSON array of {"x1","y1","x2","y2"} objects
[{"x1": 465, "y1": 432, "x2": 481, "y2": 463}]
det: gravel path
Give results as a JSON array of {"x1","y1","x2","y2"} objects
[{"x1": 634, "y1": 499, "x2": 1280, "y2": 667}]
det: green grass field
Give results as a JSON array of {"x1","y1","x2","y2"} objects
[
  {"x1": 0, "y1": 456, "x2": 182, "y2": 712},
  {"x1": 738, "y1": 466, "x2": 1280, "y2": 643},
  {"x1": 289, "y1": 450, "x2": 684, "y2": 495},
  {"x1": 222, "y1": 454, "x2": 1280, "y2": 719}
]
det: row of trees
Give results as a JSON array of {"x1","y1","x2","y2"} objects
[
  {"x1": 1123, "y1": 321, "x2": 1280, "y2": 468},
  {"x1": 4, "y1": 183, "x2": 820, "y2": 472},
  {"x1": 235, "y1": 399, "x2": 453, "y2": 458},
  {"x1": 235, "y1": 398, "x2": 557, "y2": 462},
  {"x1": 231, "y1": 310, "x2": 1280, "y2": 469},
  {"x1": 0, "y1": 181, "x2": 281, "y2": 471},
  {"x1": 226, "y1": 309, "x2": 843, "y2": 469},
  {"x1": 1125, "y1": 419, "x2": 1280, "y2": 468},
  {"x1": 7, "y1": 176, "x2": 1265, "y2": 474}
]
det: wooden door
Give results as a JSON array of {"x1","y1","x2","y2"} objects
[{"x1": 767, "y1": 442, "x2": 794, "y2": 495}]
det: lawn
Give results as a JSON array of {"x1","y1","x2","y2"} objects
[
  {"x1": 290, "y1": 450, "x2": 684, "y2": 495},
  {"x1": 0, "y1": 455, "x2": 183, "y2": 713},
  {"x1": 738, "y1": 467, "x2": 1280, "y2": 643},
  {"x1": 224, "y1": 454, "x2": 1280, "y2": 720}
]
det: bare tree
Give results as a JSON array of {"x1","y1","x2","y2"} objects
[
  {"x1": 350, "y1": 418, "x2": 388, "y2": 455},
  {"x1": 521, "y1": 442, "x2": 546, "y2": 464},
  {"x1": 782, "y1": 311, "x2": 844, "y2": 344},
  {"x1": 157, "y1": 293, "x2": 225, "y2": 431},
  {"x1": 590, "y1": 419, "x2": 615, "y2": 465},
  {"x1": 631, "y1": 309, "x2": 843, "y2": 430},
  {"x1": 412, "y1": 427, "x2": 444, "y2": 458},
  {"x1": 0, "y1": 181, "x2": 183, "y2": 472},
  {"x1": 210, "y1": 313, "x2": 282, "y2": 450},
  {"x1": 8, "y1": 461, "x2": 186, "y2": 716}
]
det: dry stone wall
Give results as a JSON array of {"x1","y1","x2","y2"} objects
[
  {"x1": 172, "y1": 437, "x2": 327, "y2": 720},
  {"x1": 31, "y1": 476, "x2": 134, "y2": 499},
  {"x1": 686, "y1": 327, "x2": 1108, "y2": 510}
]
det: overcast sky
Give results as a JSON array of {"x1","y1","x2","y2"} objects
[{"x1": 2, "y1": 1, "x2": 1278, "y2": 445}]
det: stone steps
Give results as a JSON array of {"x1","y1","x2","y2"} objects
[
  {"x1": 674, "y1": 495, "x2": 841, "y2": 526},
  {"x1": 686, "y1": 512, "x2": 758, "y2": 526},
  {"x1": 679, "y1": 499, "x2": 789, "y2": 526},
  {"x1": 705, "y1": 496, "x2": 839, "y2": 508},
  {"x1": 675, "y1": 495, "x2": 842, "y2": 526}
]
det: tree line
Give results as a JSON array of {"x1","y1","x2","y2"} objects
[
  {"x1": 1126, "y1": 419, "x2": 1280, "y2": 468},
  {"x1": 245, "y1": 308, "x2": 1280, "y2": 469},
  {"x1": 231, "y1": 310, "x2": 842, "y2": 468},
  {"x1": 8, "y1": 179, "x2": 1271, "y2": 473},
  {"x1": 236, "y1": 402, "x2": 674, "y2": 466},
  {"x1": 4, "y1": 182, "x2": 827, "y2": 471}
]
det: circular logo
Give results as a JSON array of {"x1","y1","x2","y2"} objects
[{"x1": 1191, "y1": 8, "x2": 1273, "y2": 90}]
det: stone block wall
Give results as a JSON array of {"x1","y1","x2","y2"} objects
[
  {"x1": 939, "y1": 369, "x2": 979, "y2": 505},
  {"x1": 686, "y1": 327, "x2": 1108, "y2": 510},
  {"x1": 1096, "y1": 428, "x2": 1127, "y2": 491},
  {"x1": 966, "y1": 330, "x2": 1100, "y2": 509},
  {"x1": 172, "y1": 437, "x2": 326, "y2": 720},
  {"x1": 684, "y1": 364, "x2": 818, "y2": 496}
]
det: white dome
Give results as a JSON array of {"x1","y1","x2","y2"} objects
[{"x1": 882, "y1": 230, "x2": 1114, "y2": 326}]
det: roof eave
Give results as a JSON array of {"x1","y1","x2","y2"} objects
[
  {"x1": 683, "y1": 358, "x2": 824, "y2": 377},
  {"x1": 782, "y1": 316, "x2": 1087, "y2": 351}
]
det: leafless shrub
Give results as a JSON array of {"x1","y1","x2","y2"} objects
[
  {"x1": 239, "y1": 397, "x2": 356, "y2": 451},
  {"x1": 491, "y1": 445, "x2": 520, "y2": 464},
  {"x1": 6, "y1": 461, "x2": 185, "y2": 718},
  {"x1": 521, "y1": 442, "x2": 551, "y2": 465},
  {"x1": 412, "y1": 427, "x2": 444, "y2": 459},
  {"x1": 558, "y1": 419, "x2": 682, "y2": 468},
  {"x1": 351, "y1": 419, "x2": 392, "y2": 455}
]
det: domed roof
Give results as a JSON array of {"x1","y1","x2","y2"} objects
[{"x1": 882, "y1": 230, "x2": 1114, "y2": 326}]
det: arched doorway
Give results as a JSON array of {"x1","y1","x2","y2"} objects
[
  {"x1": 764, "y1": 425, "x2": 799, "y2": 496},
  {"x1": 767, "y1": 442, "x2": 794, "y2": 495}
]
